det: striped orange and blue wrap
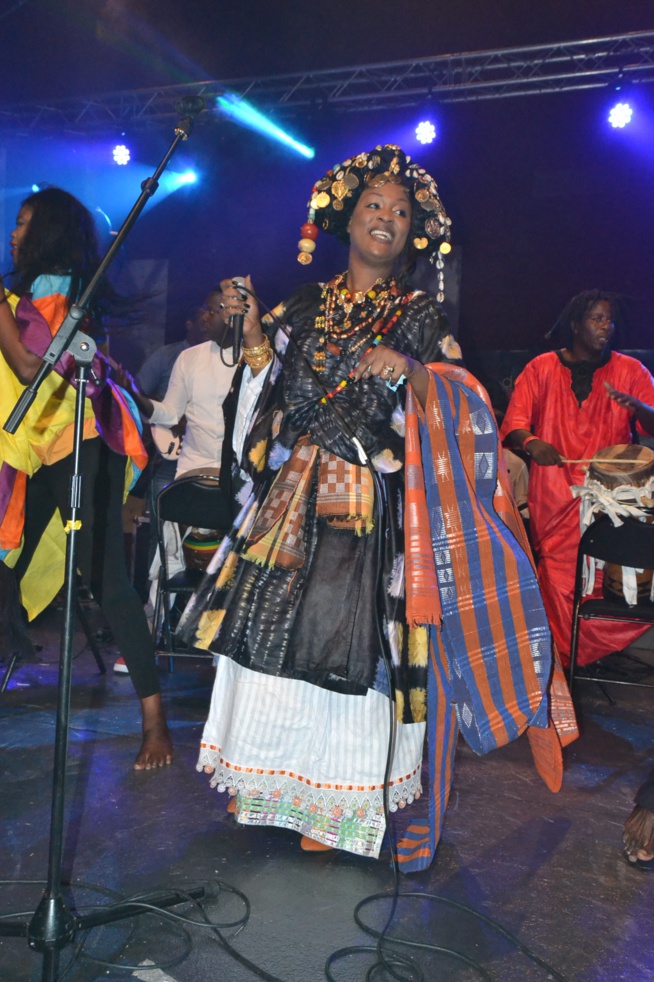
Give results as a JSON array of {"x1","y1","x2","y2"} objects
[{"x1": 398, "y1": 365, "x2": 553, "y2": 872}]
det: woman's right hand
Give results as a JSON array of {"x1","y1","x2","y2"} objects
[
  {"x1": 525, "y1": 438, "x2": 563, "y2": 467},
  {"x1": 219, "y1": 275, "x2": 264, "y2": 348}
]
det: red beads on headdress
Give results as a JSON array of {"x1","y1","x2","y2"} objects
[{"x1": 298, "y1": 220, "x2": 319, "y2": 265}]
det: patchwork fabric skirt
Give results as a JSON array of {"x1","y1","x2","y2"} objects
[{"x1": 198, "y1": 657, "x2": 426, "y2": 858}]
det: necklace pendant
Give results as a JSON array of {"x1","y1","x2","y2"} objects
[{"x1": 326, "y1": 341, "x2": 341, "y2": 356}]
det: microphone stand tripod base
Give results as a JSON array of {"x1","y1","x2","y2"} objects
[{"x1": 27, "y1": 894, "x2": 76, "y2": 952}]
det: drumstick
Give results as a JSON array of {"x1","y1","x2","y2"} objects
[{"x1": 560, "y1": 458, "x2": 637, "y2": 464}]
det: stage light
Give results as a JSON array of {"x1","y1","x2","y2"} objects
[
  {"x1": 216, "y1": 93, "x2": 315, "y2": 159},
  {"x1": 608, "y1": 102, "x2": 633, "y2": 128},
  {"x1": 415, "y1": 120, "x2": 436, "y2": 145},
  {"x1": 112, "y1": 144, "x2": 131, "y2": 165},
  {"x1": 31, "y1": 184, "x2": 40, "y2": 192},
  {"x1": 160, "y1": 169, "x2": 200, "y2": 194}
]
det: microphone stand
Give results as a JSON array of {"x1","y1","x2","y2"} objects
[{"x1": 0, "y1": 99, "x2": 206, "y2": 982}]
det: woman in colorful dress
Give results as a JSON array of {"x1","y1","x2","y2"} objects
[
  {"x1": 0, "y1": 187, "x2": 172, "y2": 769},
  {"x1": 180, "y1": 146, "x2": 574, "y2": 870}
]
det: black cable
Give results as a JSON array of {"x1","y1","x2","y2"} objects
[
  {"x1": 73, "y1": 884, "x2": 288, "y2": 982},
  {"x1": 0, "y1": 877, "x2": 288, "y2": 982}
]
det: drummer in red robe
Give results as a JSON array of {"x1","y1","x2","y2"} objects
[{"x1": 501, "y1": 290, "x2": 654, "y2": 667}]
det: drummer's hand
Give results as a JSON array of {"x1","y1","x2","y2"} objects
[
  {"x1": 524, "y1": 438, "x2": 563, "y2": 467},
  {"x1": 219, "y1": 275, "x2": 263, "y2": 348},
  {"x1": 604, "y1": 382, "x2": 641, "y2": 413},
  {"x1": 352, "y1": 344, "x2": 415, "y2": 387}
]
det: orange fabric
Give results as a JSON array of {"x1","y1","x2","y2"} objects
[
  {"x1": 0, "y1": 470, "x2": 27, "y2": 551},
  {"x1": 406, "y1": 363, "x2": 578, "y2": 787},
  {"x1": 32, "y1": 293, "x2": 69, "y2": 336}
]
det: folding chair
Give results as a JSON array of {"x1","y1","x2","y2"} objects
[
  {"x1": 569, "y1": 513, "x2": 654, "y2": 697},
  {"x1": 151, "y1": 474, "x2": 233, "y2": 666}
]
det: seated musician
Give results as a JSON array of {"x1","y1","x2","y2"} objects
[
  {"x1": 123, "y1": 289, "x2": 237, "y2": 620},
  {"x1": 501, "y1": 289, "x2": 654, "y2": 669}
]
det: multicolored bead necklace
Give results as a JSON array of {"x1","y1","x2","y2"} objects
[
  {"x1": 313, "y1": 272, "x2": 397, "y2": 373},
  {"x1": 317, "y1": 291, "x2": 417, "y2": 406}
]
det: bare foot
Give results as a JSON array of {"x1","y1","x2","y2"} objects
[
  {"x1": 134, "y1": 694, "x2": 173, "y2": 770},
  {"x1": 623, "y1": 804, "x2": 654, "y2": 862}
]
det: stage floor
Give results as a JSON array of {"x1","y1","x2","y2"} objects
[{"x1": 1, "y1": 606, "x2": 653, "y2": 982}]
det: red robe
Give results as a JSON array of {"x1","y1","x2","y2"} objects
[{"x1": 501, "y1": 350, "x2": 654, "y2": 666}]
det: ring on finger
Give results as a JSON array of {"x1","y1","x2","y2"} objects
[{"x1": 382, "y1": 365, "x2": 394, "y2": 377}]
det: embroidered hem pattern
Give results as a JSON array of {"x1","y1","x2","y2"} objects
[{"x1": 197, "y1": 747, "x2": 423, "y2": 858}]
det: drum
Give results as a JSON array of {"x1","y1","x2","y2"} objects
[
  {"x1": 182, "y1": 529, "x2": 224, "y2": 571},
  {"x1": 587, "y1": 444, "x2": 654, "y2": 492},
  {"x1": 583, "y1": 444, "x2": 654, "y2": 606},
  {"x1": 177, "y1": 470, "x2": 225, "y2": 572}
]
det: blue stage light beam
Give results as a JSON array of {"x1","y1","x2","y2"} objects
[
  {"x1": 608, "y1": 102, "x2": 633, "y2": 129},
  {"x1": 216, "y1": 93, "x2": 315, "y2": 159},
  {"x1": 159, "y1": 169, "x2": 199, "y2": 194},
  {"x1": 415, "y1": 120, "x2": 436, "y2": 145}
]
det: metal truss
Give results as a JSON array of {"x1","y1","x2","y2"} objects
[{"x1": 2, "y1": 30, "x2": 653, "y2": 133}]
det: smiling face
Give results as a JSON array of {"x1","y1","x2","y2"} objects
[
  {"x1": 10, "y1": 204, "x2": 33, "y2": 264},
  {"x1": 346, "y1": 182, "x2": 412, "y2": 279},
  {"x1": 572, "y1": 299, "x2": 615, "y2": 360}
]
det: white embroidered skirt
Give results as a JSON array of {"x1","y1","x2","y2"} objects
[{"x1": 198, "y1": 657, "x2": 425, "y2": 858}]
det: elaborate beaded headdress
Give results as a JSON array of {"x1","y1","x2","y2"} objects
[{"x1": 297, "y1": 144, "x2": 452, "y2": 299}]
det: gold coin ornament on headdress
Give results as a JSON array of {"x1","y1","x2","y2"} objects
[{"x1": 297, "y1": 143, "x2": 453, "y2": 296}]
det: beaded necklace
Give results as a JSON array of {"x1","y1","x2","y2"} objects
[
  {"x1": 313, "y1": 272, "x2": 398, "y2": 373},
  {"x1": 317, "y1": 291, "x2": 417, "y2": 406}
]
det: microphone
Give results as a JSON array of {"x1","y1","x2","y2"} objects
[{"x1": 230, "y1": 277, "x2": 247, "y2": 363}]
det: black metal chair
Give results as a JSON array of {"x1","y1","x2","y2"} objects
[
  {"x1": 151, "y1": 473, "x2": 233, "y2": 666},
  {"x1": 569, "y1": 513, "x2": 654, "y2": 697}
]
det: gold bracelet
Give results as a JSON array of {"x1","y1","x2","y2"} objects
[
  {"x1": 242, "y1": 336, "x2": 271, "y2": 358},
  {"x1": 243, "y1": 350, "x2": 273, "y2": 370}
]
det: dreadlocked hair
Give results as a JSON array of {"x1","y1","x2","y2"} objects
[{"x1": 551, "y1": 289, "x2": 620, "y2": 348}]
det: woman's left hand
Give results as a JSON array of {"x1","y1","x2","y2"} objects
[{"x1": 352, "y1": 344, "x2": 418, "y2": 388}]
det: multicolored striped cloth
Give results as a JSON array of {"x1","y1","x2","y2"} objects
[
  {"x1": 0, "y1": 290, "x2": 147, "y2": 618},
  {"x1": 245, "y1": 435, "x2": 375, "y2": 569},
  {"x1": 398, "y1": 364, "x2": 576, "y2": 872}
]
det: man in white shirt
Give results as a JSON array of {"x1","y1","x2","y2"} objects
[
  {"x1": 144, "y1": 290, "x2": 237, "y2": 476},
  {"x1": 127, "y1": 288, "x2": 238, "y2": 610}
]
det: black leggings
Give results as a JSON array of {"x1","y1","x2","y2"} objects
[{"x1": 15, "y1": 438, "x2": 160, "y2": 699}]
